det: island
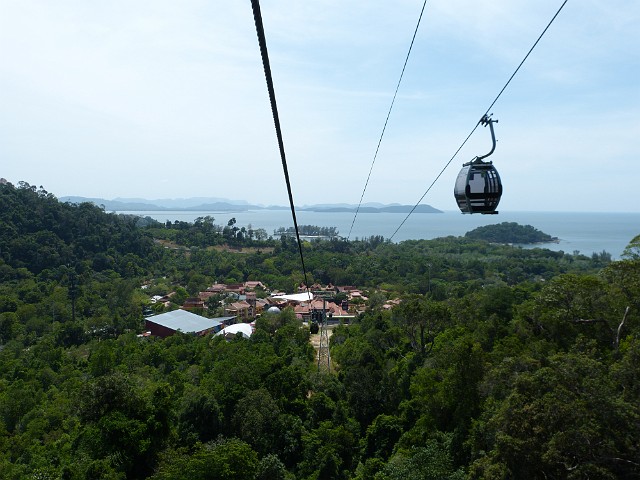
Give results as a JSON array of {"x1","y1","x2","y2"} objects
[{"x1": 465, "y1": 222, "x2": 558, "y2": 244}]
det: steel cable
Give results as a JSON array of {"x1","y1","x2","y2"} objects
[
  {"x1": 348, "y1": 0, "x2": 430, "y2": 240},
  {"x1": 251, "y1": 0, "x2": 310, "y2": 289}
]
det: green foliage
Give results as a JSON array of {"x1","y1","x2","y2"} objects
[
  {"x1": 469, "y1": 350, "x2": 640, "y2": 479},
  {"x1": 176, "y1": 385, "x2": 224, "y2": 445},
  {"x1": 147, "y1": 215, "x2": 276, "y2": 249},
  {"x1": 0, "y1": 182, "x2": 156, "y2": 276},
  {"x1": 383, "y1": 434, "x2": 465, "y2": 480},
  {"x1": 299, "y1": 419, "x2": 359, "y2": 479},
  {"x1": 256, "y1": 453, "x2": 291, "y2": 480},
  {"x1": 392, "y1": 296, "x2": 451, "y2": 356},
  {"x1": 362, "y1": 414, "x2": 404, "y2": 460},
  {"x1": 76, "y1": 373, "x2": 172, "y2": 477},
  {"x1": 622, "y1": 233, "x2": 640, "y2": 260},
  {"x1": 153, "y1": 438, "x2": 258, "y2": 480},
  {"x1": 518, "y1": 273, "x2": 622, "y2": 350},
  {"x1": 233, "y1": 388, "x2": 281, "y2": 456}
]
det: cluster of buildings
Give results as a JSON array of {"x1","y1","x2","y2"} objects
[
  {"x1": 186, "y1": 281, "x2": 369, "y2": 320},
  {"x1": 143, "y1": 280, "x2": 376, "y2": 338}
]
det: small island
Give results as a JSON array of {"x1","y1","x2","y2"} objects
[
  {"x1": 275, "y1": 225, "x2": 340, "y2": 239},
  {"x1": 465, "y1": 222, "x2": 558, "y2": 245}
]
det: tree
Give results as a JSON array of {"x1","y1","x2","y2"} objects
[
  {"x1": 384, "y1": 434, "x2": 465, "y2": 480},
  {"x1": 77, "y1": 373, "x2": 172, "y2": 478},
  {"x1": 520, "y1": 273, "x2": 621, "y2": 350},
  {"x1": 362, "y1": 414, "x2": 404, "y2": 460},
  {"x1": 299, "y1": 420, "x2": 359, "y2": 480},
  {"x1": 393, "y1": 296, "x2": 450, "y2": 356},
  {"x1": 177, "y1": 386, "x2": 224, "y2": 445},
  {"x1": 172, "y1": 287, "x2": 189, "y2": 306},
  {"x1": 469, "y1": 351, "x2": 640, "y2": 479},
  {"x1": 233, "y1": 388, "x2": 281, "y2": 456},
  {"x1": 255, "y1": 454, "x2": 291, "y2": 480},
  {"x1": 622, "y1": 233, "x2": 640, "y2": 260},
  {"x1": 206, "y1": 293, "x2": 225, "y2": 316},
  {"x1": 601, "y1": 259, "x2": 640, "y2": 343},
  {"x1": 153, "y1": 438, "x2": 258, "y2": 480},
  {"x1": 331, "y1": 333, "x2": 385, "y2": 426}
]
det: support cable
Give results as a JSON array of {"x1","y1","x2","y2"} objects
[
  {"x1": 251, "y1": 0, "x2": 310, "y2": 290},
  {"x1": 389, "y1": 0, "x2": 569, "y2": 241},
  {"x1": 347, "y1": 0, "x2": 429, "y2": 240}
]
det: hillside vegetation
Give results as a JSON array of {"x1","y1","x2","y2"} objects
[{"x1": 0, "y1": 181, "x2": 639, "y2": 479}]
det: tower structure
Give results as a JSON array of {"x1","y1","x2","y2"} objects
[{"x1": 314, "y1": 292, "x2": 331, "y2": 372}]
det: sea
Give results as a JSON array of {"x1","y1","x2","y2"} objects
[{"x1": 118, "y1": 210, "x2": 640, "y2": 260}]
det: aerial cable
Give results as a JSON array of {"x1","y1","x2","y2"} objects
[
  {"x1": 485, "y1": 0, "x2": 569, "y2": 114},
  {"x1": 347, "y1": 0, "x2": 429, "y2": 241},
  {"x1": 250, "y1": 0, "x2": 311, "y2": 293},
  {"x1": 389, "y1": 0, "x2": 569, "y2": 241}
]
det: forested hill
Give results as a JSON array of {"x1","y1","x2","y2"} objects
[
  {"x1": 465, "y1": 222, "x2": 557, "y2": 244},
  {"x1": 0, "y1": 181, "x2": 639, "y2": 478},
  {"x1": 0, "y1": 181, "x2": 157, "y2": 276}
]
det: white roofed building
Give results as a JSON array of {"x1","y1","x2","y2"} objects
[
  {"x1": 145, "y1": 310, "x2": 234, "y2": 338},
  {"x1": 215, "y1": 323, "x2": 253, "y2": 340}
]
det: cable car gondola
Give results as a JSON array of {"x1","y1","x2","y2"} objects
[{"x1": 454, "y1": 115, "x2": 502, "y2": 214}]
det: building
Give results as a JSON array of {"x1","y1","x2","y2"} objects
[
  {"x1": 255, "y1": 298, "x2": 269, "y2": 316},
  {"x1": 182, "y1": 297, "x2": 205, "y2": 311},
  {"x1": 225, "y1": 283, "x2": 245, "y2": 295},
  {"x1": 215, "y1": 323, "x2": 253, "y2": 340},
  {"x1": 206, "y1": 284, "x2": 226, "y2": 294},
  {"x1": 244, "y1": 281, "x2": 267, "y2": 290},
  {"x1": 224, "y1": 301, "x2": 251, "y2": 319},
  {"x1": 145, "y1": 310, "x2": 234, "y2": 338}
]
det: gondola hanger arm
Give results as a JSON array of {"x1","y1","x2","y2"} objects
[{"x1": 474, "y1": 114, "x2": 498, "y2": 163}]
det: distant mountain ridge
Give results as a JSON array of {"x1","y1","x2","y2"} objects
[
  {"x1": 113, "y1": 196, "x2": 251, "y2": 208},
  {"x1": 301, "y1": 204, "x2": 441, "y2": 213},
  {"x1": 60, "y1": 196, "x2": 255, "y2": 212},
  {"x1": 60, "y1": 196, "x2": 443, "y2": 214}
]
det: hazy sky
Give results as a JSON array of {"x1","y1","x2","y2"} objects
[{"x1": 1, "y1": 0, "x2": 638, "y2": 212}]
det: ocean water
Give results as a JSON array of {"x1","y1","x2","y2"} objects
[{"x1": 119, "y1": 210, "x2": 640, "y2": 260}]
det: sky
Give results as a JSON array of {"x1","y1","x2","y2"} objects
[{"x1": 1, "y1": 0, "x2": 639, "y2": 212}]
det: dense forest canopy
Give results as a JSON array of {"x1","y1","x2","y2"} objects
[
  {"x1": 0, "y1": 182, "x2": 158, "y2": 277},
  {"x1": 0, "y1": 181, "x2": 638, "y2": 479}
]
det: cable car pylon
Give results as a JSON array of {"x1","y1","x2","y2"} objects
[{"x1": 313, "y1": 292, "x2": 331, "y2": 373}]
